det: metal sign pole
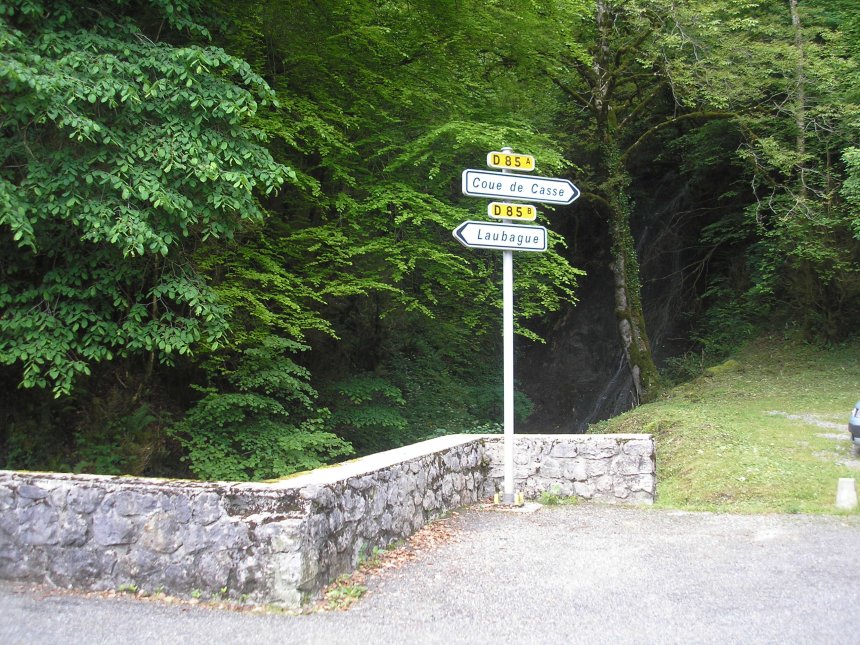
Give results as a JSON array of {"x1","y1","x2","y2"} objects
[
  {"x1": 500, "y1": 147, "x2": 515, "y2": 505},
  {"x1": 502, "y1": 248, "x2": 515, "y2": 504}
]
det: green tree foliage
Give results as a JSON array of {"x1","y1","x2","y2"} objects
[
  {"x1": 167, "y1": 336, "x2": 352, "y2": 480},
  {"x1": 211, "y1": 0, "x2": 582, "y2": 340},
  {"x1": 742, "y1": 1, "x2": 860, "y2": 341},
  {"x1": 658, "y1": 0, "x2": 860, "y2": 344},
  {"x1": 4, "y1": 0, "x2": 858, "y2": 479},
  {"x1": 0, "y1": 0, "x2": 290, "y2": 395},
  {"x1": 842, "y1": 147, "x2": 860, "y2": 232},
  {"x1": 325, "y1": 374, "x2": 408, "y2": 456},
  {"x1": 194, "y1": 0, "x2": 585, "y2": 453}
]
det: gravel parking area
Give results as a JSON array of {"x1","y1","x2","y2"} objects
[{"x1": 2, "y1": 504, "x2": 859, "y2": 644}]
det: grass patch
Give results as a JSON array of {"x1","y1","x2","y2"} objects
[
  {"x1": 592, "y1": 337, "x2": 860, "y2": 514},
  {"x1": 538, "y1": 485, "x2": 580, "y2": 506}
]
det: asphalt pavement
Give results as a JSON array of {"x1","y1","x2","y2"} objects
[{"x1": 2, "y1": 504, "x2": 859, "y2": 644}]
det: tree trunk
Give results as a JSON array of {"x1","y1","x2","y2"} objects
[
  {"x1": 790, "y1": 0, "x2": 807, "y2": 198},
  {"x1": 592, "y1": 0, "x2": 660, "y2": 404},
  {"x1": 603, "y1": 143, "x2": 660, "y2": 404}
]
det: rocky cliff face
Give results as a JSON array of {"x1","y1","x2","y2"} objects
[
  {"x1": 519, "y1": 255, "x2": 633, "y2": 433},
  {"x1": 518, "y1": 185, "x2": 697, "y2": 433},
  {"x1": 516, "y1": 213, "x2": 633, "y2": 433}
]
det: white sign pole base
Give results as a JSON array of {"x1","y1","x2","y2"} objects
[{"x1": 502, "y1": 248, "x2": 515, "y2": 504}]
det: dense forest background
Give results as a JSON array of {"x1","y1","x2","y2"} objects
[{"x1": 1, "y1": 0, "x2": 858, "y2": 480}]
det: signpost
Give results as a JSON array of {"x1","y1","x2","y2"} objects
[{"x1": 455, "y1": 147, "x2": 580, "y2": 505}]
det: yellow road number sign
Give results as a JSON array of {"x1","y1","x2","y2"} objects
[
  {"x1": 488, "y1": 202, "x2": 537, "y2": 221},
  {"x1": 487, "y1": 151, "x2": 535, "y2": 172}
]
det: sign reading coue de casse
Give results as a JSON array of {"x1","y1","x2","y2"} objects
[
  {"x1": 452, "y1": 220, "x2": 547, "y2": 252},
  {"x1": 461, "y1": 169, "x2": 580, "y2": 205}
]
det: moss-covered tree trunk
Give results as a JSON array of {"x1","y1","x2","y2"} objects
[
  {"x1": 606, "y1": 167, "x2": 659, "y2": 402},
  {"x1": 592, "y1": 0, "x2": 660, "y2": 403},
  {"x1": 598, "y1": 143, "x2": 659, "y2": 403}
]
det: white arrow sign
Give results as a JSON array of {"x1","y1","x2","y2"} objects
[
  {"x1": 462, "y1": 169, "x2": 580, "y2": 205},
  {"x1": 452, "y1": 220, "x2": 547, "y2": 252}
]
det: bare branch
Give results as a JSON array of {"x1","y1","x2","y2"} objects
[
  {"x1": 619, "y1": 80, "x2": 668, "y2": 130},
  {"x1": 547, "y1": 74, "x2": 590, "y2": 109},
  {"x1": 622, "y1": 111, "x2": 736, "y2": 163}
]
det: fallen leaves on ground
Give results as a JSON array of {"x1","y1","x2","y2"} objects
[{"x1": 313, "y1": 511, "x2": 463, "y2": 612}]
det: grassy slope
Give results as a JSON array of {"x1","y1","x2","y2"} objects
[{"x1": 591, "y1": 338, "x2": 860, "y2": 514}]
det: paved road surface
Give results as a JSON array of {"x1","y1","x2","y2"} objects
[{"x1": 2, "y1": 504, "x2": 859, "y2": 644}]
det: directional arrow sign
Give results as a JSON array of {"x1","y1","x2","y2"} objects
[
  {"x1": 462, "y1": 169, "x2": 580, "y2": 205},
  {"x1": 452, "y1": 220, "x2": 547, "y2": 252}
]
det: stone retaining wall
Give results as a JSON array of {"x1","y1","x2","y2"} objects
[
  {"x1": 0, "y1": 433, "x2": 654, "y2": 607},
  {"x1": 0, "y1": 474, "x2": 312, "y2": 604},
  {"x1": 485, "y1": 434, "x2": 655, "y2": 504}
]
